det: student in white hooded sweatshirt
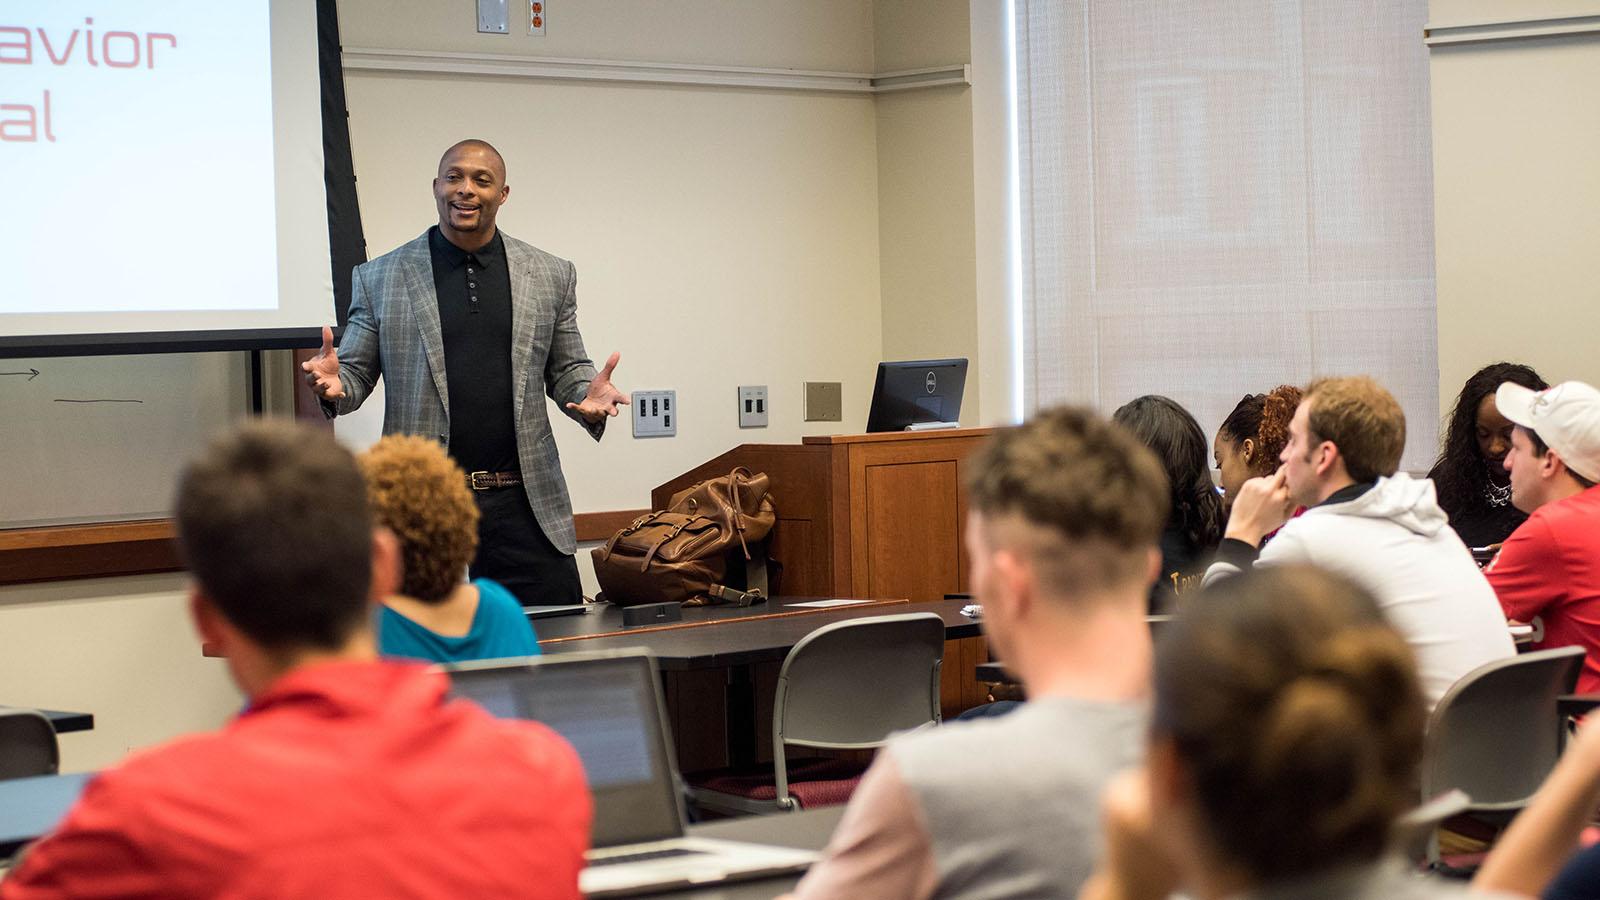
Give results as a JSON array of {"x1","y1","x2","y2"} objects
[{"x1": 1204, "y1": 375, "x2": 1514, "y2": 708}]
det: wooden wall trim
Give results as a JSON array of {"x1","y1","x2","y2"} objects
[
  {"x1": 573, "y1": 509, "x2": 651, "y2": 542},
  {"x1": 0, "y1": 520, "x2": 181, "y2": 587},
  {"x1": 1, "y1": 507, "x2": 654, "y2": 587}
]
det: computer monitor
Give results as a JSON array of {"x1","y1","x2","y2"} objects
[{"x1": 865, "y1": 358, "x2": 968, "y2": 433}]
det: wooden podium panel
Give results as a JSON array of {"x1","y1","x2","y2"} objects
[{"x1": 654, "y1": 428, "x2": 998, "y2": 715}]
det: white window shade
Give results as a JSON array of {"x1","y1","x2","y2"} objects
[{"x1": 1014, "y1": 0, "x2": 1439, "y2": 470}]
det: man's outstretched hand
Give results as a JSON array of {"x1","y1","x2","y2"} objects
[
  {"x1": 301, "y1": 326, "x2": 344, "y2": 400},
  {"x1": 566, "y1": 352, "x2": 628, "y2": 423}
]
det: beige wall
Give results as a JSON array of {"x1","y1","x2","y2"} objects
[
  {"x1": 1429, "y1": 0, "x2": 1600, "y2": 402},
  {"x1": 1428, "y1": 0, "x2": 1600, "y2": 26},
  {"x1": 342, "y1": 0, "x2": 875, "y2": 71},
  {"x1": 873, "y1": 0, "x2": 981, "y2": 422},
  {"x1": 6, "y1": 1, "x2": 991, "y2": 767},
  {"x1": 336, "y1": 73, "x2": 886, "y2": 514},
  {"x1": 331, "y1": 0, "x2": 887, "y2": 515},
  {"x1": 0, "y1": 576, "x2": 240, "y2": 772}
]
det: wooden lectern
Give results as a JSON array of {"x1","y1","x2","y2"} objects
[{"x1": 654, "y1": 428, "x2": 998, "y2": 715}]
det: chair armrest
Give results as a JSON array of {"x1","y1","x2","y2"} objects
[{"x1": 1558, "y1": 694, "x2": 1600, "y2": 719}]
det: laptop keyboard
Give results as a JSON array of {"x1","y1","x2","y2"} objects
[{"x1": 590, "y1": 847, "x2": 709, "y2": 867}]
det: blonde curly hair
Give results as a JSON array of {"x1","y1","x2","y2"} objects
[{"x1": 358, "y1": 435, "x2": 480, "y2": 604}]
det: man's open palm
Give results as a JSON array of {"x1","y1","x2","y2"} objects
[
  {"x1": 566, "y1": 352, "x2": 627, "y2": 422},
  {"x1": 301, "y1": 326, "x2": 344, "y2": 400}
]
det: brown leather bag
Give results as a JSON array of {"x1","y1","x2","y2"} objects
[{"x1": 592, "y1": 467, "x2": 777, "y2": 607}]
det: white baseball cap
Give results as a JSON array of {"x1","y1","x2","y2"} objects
[{"x1": 1496, "y1": 380, "x2": 1600, "y2": 483}]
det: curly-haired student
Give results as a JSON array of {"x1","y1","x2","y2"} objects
[
  {"x1": 1213, "y1": 384, "x2": 1303, "y2": 510},
  {"x1": 360, "y1": 434, "x2": 542, "y2": 664}
]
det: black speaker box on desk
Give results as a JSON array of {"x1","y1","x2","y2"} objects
[{"x1": 622, "y1": 601, "x2": 683, "y2": 627}]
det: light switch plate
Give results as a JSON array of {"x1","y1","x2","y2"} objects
[
  {"x1": 632, "y1": 390, "x2": 677, "y2": 438},
  {"x1": 476, "y1": 0, "x2": 509, "y2": 34},
  {"x1": 804, "y1": 381, "x2": 842, "y2": 422},
  {"x1": 738, "y1": 385, "x2": 768, "y2": 428}
]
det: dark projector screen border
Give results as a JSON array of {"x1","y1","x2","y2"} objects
[
  {"x1": 0, "y1": 0, "x2": 366, "y2": 360},
  {"x1": 0, "y1": 327, "x2": 344, "y2": 359}
]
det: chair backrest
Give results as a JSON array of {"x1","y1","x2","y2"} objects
[
  {"x1": 775, "y1": 612, "x2": 945, "y2": 750},
  {"x1": 1421, "y1": 645, "x2": 1585, "y2": 811},
  {"x1": 0, "y1": 709, "x2": 60, "y2": 780}
]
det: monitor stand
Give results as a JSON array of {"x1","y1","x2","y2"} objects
[{"x1": 904, "y1": 421, "x2": 961, "y2": 432}]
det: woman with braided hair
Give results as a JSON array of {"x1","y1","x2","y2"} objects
[{"x1": 1213, "y1": 384, "x2": 1303, "y2": 511}]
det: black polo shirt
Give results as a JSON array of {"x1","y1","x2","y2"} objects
[{"x1": 428, "y1": 226, "x2": 518, "y2": 474}]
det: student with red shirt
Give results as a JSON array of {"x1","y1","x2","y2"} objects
[
  {"x1": 0, "y1": 423, "x2": 590, "y2": 900},
  {"x1": 1488, "y1": 380, "x2": 1600, "y2": 692}
]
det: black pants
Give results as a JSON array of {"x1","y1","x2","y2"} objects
[{"x1": 468, "y1": 485, "x2": 583, "y2": 606}]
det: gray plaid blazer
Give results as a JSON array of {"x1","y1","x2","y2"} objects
[{"x1": 327, "y1": 230, "x2": 602, "y2": 555}]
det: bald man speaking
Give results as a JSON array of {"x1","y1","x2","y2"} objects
[{"x1": 304, "y1": 139, "x2": 624, "y2": 606}]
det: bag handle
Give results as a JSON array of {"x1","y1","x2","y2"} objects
[{"x1": 724, "y1": 467, "x2": 752, "y2": 559}]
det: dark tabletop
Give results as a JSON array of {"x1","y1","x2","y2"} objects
[
  {"x1": 0, "y1": 707, "x2": 94, "y2": 734},
  {"x1": 976, "y1": 615, "x2": 1175, "y2": 687},
  {"x1": 540, "y1": 597, "x2": 982, "y2": 670},
  {"x1": 974, "y1": 661, "x2": 1013, "y2": 684}
]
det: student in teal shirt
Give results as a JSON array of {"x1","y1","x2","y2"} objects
[
  {"x1": 378, "y1": 577, "x2": 539, "y2": 663},
  {"x1": 360, "y1": 435, "x2": 541, "y2": 664}
]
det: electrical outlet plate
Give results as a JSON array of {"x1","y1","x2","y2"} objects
[
  {"x1": 476, "y1": 0, "x2": 509, "y2": 34},
  {"x1": 804, "y1": 382, "x2": 843, "y2": 422},
  {"x1": 528, "y1": 0, "x2": 546, "y2": 35},
  {"x1": 738, "y1": 385, "x2": 768, "y2": 428},
  {"x1": 632, "y1": 390, "x2": 676, "y2": 438}
]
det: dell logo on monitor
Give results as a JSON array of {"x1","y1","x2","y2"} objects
[{"x1": 925, "y1": 372, "x2": 937, "y2": 394}]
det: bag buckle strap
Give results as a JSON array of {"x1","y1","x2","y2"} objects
[
  {"x1": 599, "y1": 512, "x2": 663, "y2": 562},
  {"x1": 639, "y1": 517, "x2": 705, "y2": 572},
  {"x1": 709, "y1": 584, "x2": 766, "y2": 608}
]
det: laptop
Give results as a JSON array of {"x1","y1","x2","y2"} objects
[
  {"x1": 446, "y1": 652, "x2": 820, "y2": 897},
  {"x1": 523, "y1": 603, "x2": 591, "y2": 621}
]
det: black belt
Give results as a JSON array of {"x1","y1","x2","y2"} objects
[{"x1": 467, "y1": 470, "x2": 522, "y2": 491}]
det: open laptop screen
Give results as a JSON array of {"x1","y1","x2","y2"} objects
[{"x1": 448, "y1": 654, "x2": 685, "y2": 848}]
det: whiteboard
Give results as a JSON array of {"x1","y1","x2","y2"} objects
[{"x1": 0, "y1": 353, "x2": 249, "y2": 528}]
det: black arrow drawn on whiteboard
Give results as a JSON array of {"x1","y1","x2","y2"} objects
[
  {"x1": 0, "y1": 368, "x2": 40, "y2": 380},
  {"x1": 53, "y1": 398, "x2": 144, "y2": 404}
]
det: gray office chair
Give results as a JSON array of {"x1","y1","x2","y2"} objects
[
  {"x1": 689, "y1": 612, "x2": 945, "y2": 816},
  {"x1": 0, "y1": 709, "x2": 60, "y2": 780},
  {"x1": 1419, "y1": 645, "x2": 1585, "y2": 865}
]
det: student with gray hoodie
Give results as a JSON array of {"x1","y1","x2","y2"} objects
[{"x1": 1203, "y1": 375, "x2": 1514, "y2": 708}]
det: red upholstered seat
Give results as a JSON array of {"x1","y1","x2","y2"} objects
[{"x1": 687, "y1": 757, "x2": 867, "y2": 809}]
